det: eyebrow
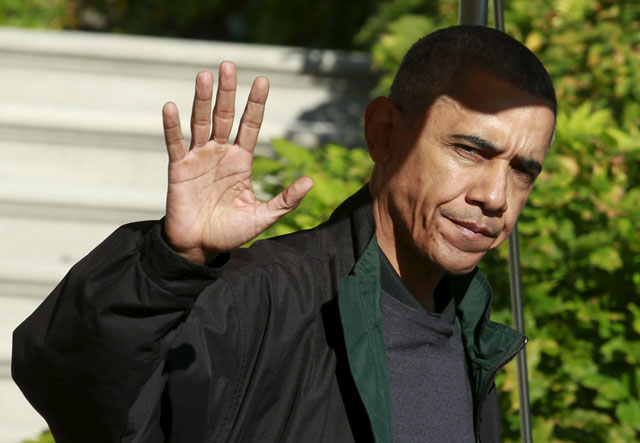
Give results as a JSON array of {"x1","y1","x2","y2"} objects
[{"x1": 451, "y1": 134, "x2": 543, "y2": 176}]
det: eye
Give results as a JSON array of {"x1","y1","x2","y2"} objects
[
  {"x1": 454, "y1": 144, "x2": 484, "y2": 158},
  {"x1": 512, "y1": 166, "x2": 536, "y2": 184}
]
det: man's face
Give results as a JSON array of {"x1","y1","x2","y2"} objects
[{"x1": 380, "y1": 70, "x2": 556, "y2": 275}]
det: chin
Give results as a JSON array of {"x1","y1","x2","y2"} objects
[
  {"x1": 444, "y1": 265, "x2": 478, "y2": 276},
  {"x1": 432, "y1": 251, "x2": 486, "y2": 275}
]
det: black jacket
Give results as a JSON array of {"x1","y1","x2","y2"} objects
[{"x1": 13, "y1": 186, "x2": 525, "y2": 442}]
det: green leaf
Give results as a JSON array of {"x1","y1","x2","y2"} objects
[
  {"x1": 616, "y1": 400, "x2": 640, "y2": 431},
  {"x1": 588, "y1": 247, "x2": 623, "y2": 272},
  {"x1": 629, "y1": 303, "x2": 640, "y2": 335},
  {"x1": 21, "y1": 430, "x2": 55, "y2": 443},
  {"x1": 270, "y1": 139, "x2": 315, "y2": 168}
]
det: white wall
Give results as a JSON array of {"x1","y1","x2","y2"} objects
[{"x1": 0, "y1": 26, "x2": 374, "y2": 442}]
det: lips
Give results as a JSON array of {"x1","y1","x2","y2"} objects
[
  {"x1": 443, "y1": 216, "x2": 500, "y2": 240},
  {"x1": 450, "y1": 219, "x2": 499, "y2": 238}
]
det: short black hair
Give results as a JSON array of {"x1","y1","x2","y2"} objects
[{"x1": 389, "y1": 25, "x2": 556, "y2": 122}]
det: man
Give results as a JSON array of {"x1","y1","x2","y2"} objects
[{"x1": 13, "y1": 26, "x2": 556, "y2": 442}]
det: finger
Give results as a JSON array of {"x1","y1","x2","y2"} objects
[
  {"x1": 234, "y1": 76, "x2": 269, "y2": 153},
  {"x1": 211, "y1": 61, "x2": 237, "y2": 145},
  {"x1": 265, "y1": 176, "x2": 314, "y2": 218},
  {"x1": 190, "y1": 71, "x2": 214, "y2": 148},
  {"x1": 162, "y1": 102, "x2": 187, "y2": 162}
]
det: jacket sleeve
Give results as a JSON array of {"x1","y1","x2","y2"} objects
[{"x1": 11, "y1": 220, "x2": 233, "y2": 442}]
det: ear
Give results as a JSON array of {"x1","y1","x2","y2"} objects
[{"x1": 364, "y1": 96, "x2": 396, "y2": 164}]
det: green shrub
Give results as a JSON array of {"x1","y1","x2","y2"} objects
[
  {"x1": 253, "y1": 139, "x2": 373, "y2": 239},
  {"x1": 0, "y1": 0, "x2": 71, "y2": 28}
]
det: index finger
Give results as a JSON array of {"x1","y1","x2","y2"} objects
[
  {"x1": 234, "y1": 76, "x2": 269, "y2": 153},
  {"x1": 162, "y1": 101, "x2": 187, "y2": 162}
]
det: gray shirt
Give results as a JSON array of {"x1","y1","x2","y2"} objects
[{"x1": 380, "y1": 251, "x2": 475, "y2": 442}]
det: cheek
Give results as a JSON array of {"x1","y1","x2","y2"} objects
[
  {"x1": 415, "y1": 170, "x2": 471, "y2": 232},
  {"x1": 440, "y1": 156, "x2": 475, "y2": 194},
  {"x1": 393, "y1": 147, "x2": 471, "y2": 228},
  {"x1": 492, "y1": 199, "x2": 527, "y2": 247},
  {"x1": 507, "y1": 186, "x2": 534, "y2": 221}
]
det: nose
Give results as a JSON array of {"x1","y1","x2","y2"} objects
[{"x1": 465, "y1": 165, "x2": 509, "y2": 216}]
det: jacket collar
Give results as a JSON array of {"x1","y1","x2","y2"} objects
[
  {"x1": 337, "y1": 237, "x2": 392, "y2": 443},
  {"x1": 449, "y1": 268, "x2": 527, "y2": 407}
]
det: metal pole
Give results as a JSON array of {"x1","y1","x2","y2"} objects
[
  {"x1": 492, "y1": 0, "x2": 505, "y2": 33},
  {"x1": 458, "y1": 1, "x2": 533, "y2": 442},
  {"x1": 458, "y1": 0, "x2": 488, "y2": 26},
  {"x1": 508, "y1": 226, "x2": 533, "y2": 443},
  {"x1": 491, "y1": 3, "x2": 534, "y2": 440}
]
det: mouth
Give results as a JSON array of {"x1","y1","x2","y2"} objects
[{"x1": 446, "y1": 217, "x2": 500, "y2": 239}]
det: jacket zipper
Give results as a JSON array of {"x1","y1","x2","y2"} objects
[{"x1": 474, "y1": 336, "x2": 528, "y2": 443}]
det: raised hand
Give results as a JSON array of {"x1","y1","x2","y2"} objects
[{"x1": 162, "y1": 62, "x2": 314, "y2": 265}]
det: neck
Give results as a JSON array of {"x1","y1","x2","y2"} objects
[{"x1": 371, "y1": 180, "x2": 445, "y2": 312}]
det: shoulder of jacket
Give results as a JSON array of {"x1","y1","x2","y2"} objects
[{"x1": 224, "y1": 223, "x2": 340, "y2": 279}]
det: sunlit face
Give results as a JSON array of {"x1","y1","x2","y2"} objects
[{"x1": 374, "y1": 70, "x2": 556, "y2": 275}]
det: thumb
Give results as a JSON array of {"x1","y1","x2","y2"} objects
[{"x1": 266, "y1": 176, "x2": 314, "y2": 217}]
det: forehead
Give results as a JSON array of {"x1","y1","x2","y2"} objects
[
  {"x1": 450, "y1": 70, "x2": 554, "y2": 114},
  {"x1": 419, "y1": 72, "x2": 556, "y2": 159}
]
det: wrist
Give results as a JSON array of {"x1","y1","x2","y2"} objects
[{"x1": 161, "y1": 225, "x2": 220, "y2": 266}]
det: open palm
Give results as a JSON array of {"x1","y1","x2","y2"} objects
[{"x1": 163, "y1": 62, "x2": 313, "y2": 265}]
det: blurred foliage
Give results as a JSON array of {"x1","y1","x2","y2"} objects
[
  {"x1": 355, "y1": 0, "x2": 459, "y2": 95},
  {"x1": 0, "y1": 0, "x2": 381, "y2": 49},
  {"x1": 0, "y1": 0, "x2": 71, "y2": 28},
  {"x1": 21, "y1": 430, "x2": 54, "y2": 443},
  {"x1": 253, "y1": 139, "x2": 373, "y2": 239},
  {"x1": 492, "y1": 2, "x2": 640, "y2": 441}
]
